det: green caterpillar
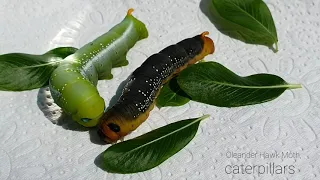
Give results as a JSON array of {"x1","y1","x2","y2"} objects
[{"x1": 49, "y1": 9, "x2": 148, "y2": 127}]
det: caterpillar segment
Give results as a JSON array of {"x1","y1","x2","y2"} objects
[
  {"x1": 49, "y1": 9, "x2": 148, "y2": 127},
  {"x1": 98, "y1": 32, "x2": 215, "y2": 143}
]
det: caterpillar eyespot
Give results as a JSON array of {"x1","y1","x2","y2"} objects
[
  {"x1": 81, "y1": 118, "x2": 92, "y2": 123},
  {"x1": 98, "y1": 32, "x2": 215, "y2": 143},
  {"x1": 107, "y1": 123, "x2": 121, "y2": 132},
  {"x1": 49, "y1": 9, "x2": 148, "y2": 127}
]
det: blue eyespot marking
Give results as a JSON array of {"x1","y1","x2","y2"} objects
[{"x1": 81, "y1": 118, "x2": 92, "y2": 123}]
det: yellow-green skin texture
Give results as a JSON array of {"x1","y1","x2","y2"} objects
[{"x1": 49, "y1": 11, "x2": 148, "y2": 127}]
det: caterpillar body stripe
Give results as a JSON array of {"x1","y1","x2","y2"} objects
[
  {"x1": 49, "y1": 9, "x2": 148, "y2": 127},
  {"x1": 98, "y1": 32, "x2": 215, "y2": 143}
]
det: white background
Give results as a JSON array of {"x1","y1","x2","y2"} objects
[{"x1": 0, "y1": 0, "x2": 320, "y2": 179}]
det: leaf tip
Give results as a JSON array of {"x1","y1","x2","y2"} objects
[{"x1": 155, "y1": 101, "x2": 162, "y2": 109}]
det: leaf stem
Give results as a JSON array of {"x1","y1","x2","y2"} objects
[
  {"x1": 199, "y1": 114, "x2": 210, "y2": 121},
  {"x1": 287, "y1": 83, "x2": 302, "y2": 89}
]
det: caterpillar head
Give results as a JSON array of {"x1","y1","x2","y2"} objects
[
  {"x1": 97, "y1": 109, "x2": 130, "y2": 143},
  {"x1": 72, "y1": 95, "x2": 105, "y2": 127}
]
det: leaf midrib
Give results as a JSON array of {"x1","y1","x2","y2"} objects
[
  {"x1": 12, "y1": 60, "x2": 63, "y2": 69},
  {"x1": 163, "y1": 88, "x2": 186, "y2": 106},
  {"x1": 197, "y1": 79, "x2": 300, "y2": 89},
  {"x1": 164, "y1": 92, "x2": 179, "y2": 105},
  {"x1": 112, "y1": 115, "x2": 209, "y2": 158},
  {"x1": 226, "y1": 0, "x2": 277, "y2": 42}
]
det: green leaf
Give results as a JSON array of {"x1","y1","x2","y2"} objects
[
  {"x1": 0, "y1": 47, "x2": 77, "y2": 91},
  {"x1": 210, "y1": 0, "x2": 278, "y2": 51},
  {"x1": 177, "y1": 62, "x2": 301, "y2": 107},
  {"x1": 156, "y1": 78, "x2": 190, "y2": 108},
  {"x1": 102, "y1": 115, "x2": 210, "y2": 174}
]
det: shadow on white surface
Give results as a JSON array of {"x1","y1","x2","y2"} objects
[
  {"x1": 107, "y1": 78, "x2": 129, "y2": 110},
  {"x1": 35, "y1": 77, "x2": 132, "y2": 146},
  {"x1": 36, "y1": 86, "x2": 108, "y2": 145},
  {"x1": 94, "y1": 151, "x2": 105, "y2": 172},
  {"x1": 36, "y1": 87, "x2": 87, "y2": 131}
]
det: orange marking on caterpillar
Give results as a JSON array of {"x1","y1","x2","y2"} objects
[{"x1": 127, "y1": 8, "x2": 134, "y2": 16}]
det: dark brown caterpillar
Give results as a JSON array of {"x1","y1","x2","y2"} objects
[{"x1": 98, "y1": 32, "x2": 215, "y2": 143}]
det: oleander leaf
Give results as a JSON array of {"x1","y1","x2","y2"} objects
[
  {"x1": 102, "y1": 115, "x2": 210, "y2": 174},
  {"x1": 177, "y1": 62, "x2": 301, "y2": 107},
  {"x1": 210, "y1": 0, "x2": 278, "y2": 51},
  {"x1": 0, "y1": 47, "x2": 77, "y2": 91},
  {"x1": 156, "y1": 78, "x2": 190, "y2": 108}
]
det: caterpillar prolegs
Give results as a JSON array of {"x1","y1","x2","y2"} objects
[
  {"x1": 98, "y1": 32, "x2": 215, "y2": 143},
  {"x1": 49, "y1": 9, "x2": 148, "y2": 127}
]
